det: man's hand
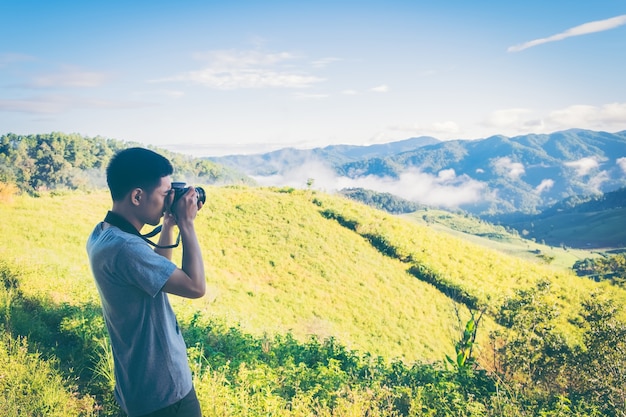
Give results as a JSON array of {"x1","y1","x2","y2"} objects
[
  {"x1": 162, "y1": 186, "x2": 206, "y2": 298},
  {"x1": 155, "y1": 190, "x2": 177, "y2": 259},
  {"x1": 173, "y1": 187, "x2": 200, "y2": 227}
]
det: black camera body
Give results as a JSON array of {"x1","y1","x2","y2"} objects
[{"x1": 171, "y1": 182, "x2": 206, "y2": 210}]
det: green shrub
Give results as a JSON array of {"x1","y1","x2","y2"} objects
[{"x1": 0, "y1": 331, "x2": 96, "y2": 416}]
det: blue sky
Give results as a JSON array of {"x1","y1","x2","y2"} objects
[{"x1": 1, "y1": 0, "x2": 626, "y2": 156}]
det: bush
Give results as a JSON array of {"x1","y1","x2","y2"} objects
[{"x1": 0, "y1": 331, "x2": 96, "y2": 416}]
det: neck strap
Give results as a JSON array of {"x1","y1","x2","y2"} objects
[{"x1": 104, "y1": 211, "x2": 180, "y2": 249}]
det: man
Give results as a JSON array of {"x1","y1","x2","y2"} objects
[{"x1": 87, "y1": 147, "x2": 206, "y2": 417}]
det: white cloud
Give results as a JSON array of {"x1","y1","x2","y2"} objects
[
  {"x1": 564, "y1": 157, "x2": 599, "y2": 176},
  {"x1": 437, "y1": 168, "x2": 456, "y2": 181},
  {"x1": 293, "y1": 92, "x2": 330, "y2": 100},
  {"x1": 155, "y1": 49, "x2": 325, "y2": 90},
  {"x1": 430, "y1": 121, "x2": 460, "y2": 134},
  {"x1": 508, "y1": 14, "x2": 626, "y2": 52},
  {"x1": 371, "y1": 84, "x2": 389, "y2": 93},
  {"x1": 379, "y1": 168, "x2": 485, "y2": 207},
  {"x1": 535, "y1": 179, "x2": 554, "y2": 194},
  {"x1": 254, "y1": 162, "x2": 486, "y2": 208},
  {"x1": 480, "y1": 103, "x2": 626, "y2": 136},
  {"x1": 27, "y1": 66, "x2": 111, "y2": 88},
  {"x1": 311, "y1": 57, "x2": 341, "y2": 68},
  {"x1": 493, "y1": 157, "x2": 525, "y2": 179},
  {"x1": 193, "y1": 49, "x2": 295, "y2": 68},
  {"x1": 378, "y1": 121, "x2": 460, "y2": 141},
  {"x1": 483, "y1": 108, "x2": 532, "y2": 127},
  {"x1": 547, "y1": 103, "x2": 626, "y2": 127},
  {"x1": 341, "y1": 89, "x2": 358, "y2": 95},
  {"x1": 179, "y1": 68, "x2": 323, "y2": 89},
  {"x1": 617, "y1": 157, "x2": 626, "y2": 174},
  {"x1": 482, "y1": 108, "x2": 545, "y2": 133},
  {"x1": 131, "y1": 89, "x2": 185, "y2": 99},
  {"x1": 0, "y1": 95, "x2": 151, "y2": 114},
  {"x1": 588, "y1": 171, "x2": 610, "y2": 192},
  {"x1": 252, "y1": 160, "x2": 337, "y2": 189},
  {"x1": 0, "y1": 53, "x2": 35, "y2": 67}
]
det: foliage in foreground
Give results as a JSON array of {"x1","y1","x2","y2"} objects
[
  {"x1": 0, "y1": 332, "x2": 96, "y2": 417},
  {"x1": 2, "y1": 254, "x2": 626, "y2": 416}
]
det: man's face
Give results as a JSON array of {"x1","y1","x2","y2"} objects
[{"x1": 143, "y1": 176, "x2": 172, "y2": 226}]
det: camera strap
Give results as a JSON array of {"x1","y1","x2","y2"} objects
[{"x1": 104, "y1": 211, "x2": 181, "y2": 249}]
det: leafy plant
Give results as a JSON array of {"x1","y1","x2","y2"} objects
[{"x1": 447, "y1": 308, "x2": 484, "y2": 370}]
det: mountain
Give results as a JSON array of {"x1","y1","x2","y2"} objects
[
  {"x1": 209, "y1": 129, "x2": 626, "y2": 216},
  {"x1": 208, "y1": 136, "x2": 439, "y2": 176},
  {"x1": 491, "y1": 187, "x2": 626, "y2": 249}
]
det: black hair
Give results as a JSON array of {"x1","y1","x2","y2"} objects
[{"x1": 106, "y1": 147, "x2": 173, "y2": 201}]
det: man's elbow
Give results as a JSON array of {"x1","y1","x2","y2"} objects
[
  {"x1": 187, "y1": 279, "x2": 206, "y2": 299},
  {"x1": 189, "y1": 286, "x2": 206, "y2": 299}
]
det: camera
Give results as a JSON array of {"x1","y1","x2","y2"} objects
[{"x1": 171, "y1": 182, "x2": 206, "y2": 210}]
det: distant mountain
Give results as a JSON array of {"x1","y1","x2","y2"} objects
[
  {"x1": 490, "y1": 187, "x2": 626, "y2": 249},
  {"x1": 539, "y1": 186, "x2": 626, "y2": 217},
  {"x1": 209, "y1": 129, "x2": 626, "y2": 215},
  {"x1": 208, "y1": 136, "x2": 439, "y2": 176}
]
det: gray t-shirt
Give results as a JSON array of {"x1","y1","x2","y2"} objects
[{"x1": 87, "y1": 223, "x2": 193, "y2": 417}]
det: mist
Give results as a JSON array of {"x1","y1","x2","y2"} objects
[{"x1": 252, "y1": 160, "x2": 487, "y2": 209}]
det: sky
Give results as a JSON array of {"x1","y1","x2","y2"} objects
[{"x1": 1, "y1": 0, "x2": 626, "y2": 157}]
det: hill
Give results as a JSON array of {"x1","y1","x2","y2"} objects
[
  {"x1": 1, "y1": 187, "x2": 623, "y2": 359},
  {"x1": 490, "y1": 187, "x2": 626, "y2": 249},
  {"x1": 338, "y1": 184, "x2": 626, "y2": 252},
  {"x1": 209, "y1": 129, "x2": 626, "y2": 216},
  {"x1": 4, "y1": 130, "x2": 626, "y2": 252},
  {"x1": 0, "y1": 132, "x2": 253, "y2": 194},
  {"x1": 2, "y1": 187, "x2": 626, "y2": 415},
  {"x1": 400, "y1": 208, "x2": 604, "y2": 270},
  {"x1": 2, "y1": 137, "x2": 626, "y2": 415}
]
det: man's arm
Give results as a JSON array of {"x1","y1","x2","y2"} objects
[
  {"x1": 162, "y1": 188, "x2": 206, "y2": 299},
  {"x1": 154, "y1": 213, "x2": 176, "y2": 260}
]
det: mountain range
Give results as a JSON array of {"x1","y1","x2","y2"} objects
[{"x1": 209, "y1": 129, "x2": 626, "y2": 216}]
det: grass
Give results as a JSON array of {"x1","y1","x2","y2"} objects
[
  {"x1": 522, "y1": 207, "x2": 626, "y2": 248},
  {"x1": 0, "y1": 320, "x2": 96, "y2": 416},
  {"x1": 2, "y1": 187, "x2": 625, "y2": 358},
  {"x1": 401, "y1": 208, "x2": 604, "y2": 270},
  {"x1": 2, "y1": 186, "x2": 626, "y2": 415}
]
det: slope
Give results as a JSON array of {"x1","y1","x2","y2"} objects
[{"x1": 1, "y1": 186, "x2": 625, "y2": 366}]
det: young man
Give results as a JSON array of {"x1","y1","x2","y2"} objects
[{"x1": 87, "y1": 147, "x2": 206, "y2": 417}]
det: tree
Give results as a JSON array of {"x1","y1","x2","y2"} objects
[
  {"x1": 570, "y1": 293, "x2": 626, "y2": 415},
  {"x1": 493, "y1": 280, "x2": 572, "y2": 399}
]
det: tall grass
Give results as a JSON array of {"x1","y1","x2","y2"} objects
[{"x1": 0, "y1": 332, "x2": 96, "y2": 416}]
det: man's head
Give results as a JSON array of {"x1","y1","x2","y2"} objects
[
  {"x1": 107, "y1": 148, "x2": 174, "y2": 226},
  {"x1": 107, "y1": 147, "x2": 173, "y2": 201}
]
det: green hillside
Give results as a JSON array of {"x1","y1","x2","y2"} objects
[
  {"x1": 0, "y1": 132, "x2": 253, "y2": 195},
  {"x1": 2, "y1": 186, "x2": 624, "y2": 354},
  {"x1": 2, "y1": 187, "x2": 626, "y2": 415},
  {"x1": 400, "y1": 208, "x2": 605, "y2": 270},
  {"x1": 0, "y1": 188, "x2": 481, "y2": 361}
]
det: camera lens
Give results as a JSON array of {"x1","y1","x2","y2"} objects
[{"x1": 195, "y1": 187, "x2": 206, "y2": 206}]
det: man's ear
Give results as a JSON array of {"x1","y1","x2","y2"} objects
[{"x1": 130, "y1": 188, "x2": 143, "y2": 206}]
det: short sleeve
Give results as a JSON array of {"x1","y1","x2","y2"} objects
[{"x1": 115, "y1": 239, "x2": 177, "y2": 297}]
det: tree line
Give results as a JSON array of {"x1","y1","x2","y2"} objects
[{"x1": 0, "y1": 132, "x2": 252, "y2": 195}]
